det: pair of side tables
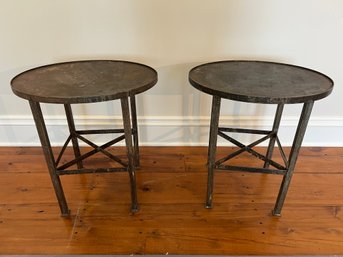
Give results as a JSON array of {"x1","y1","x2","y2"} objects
[{"x1": 11, "y1": 60, "x2": 333, "y2": 217}]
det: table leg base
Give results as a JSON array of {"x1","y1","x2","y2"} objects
[
  {"x1": 205, "y1": 203, "x2": 213, "y2": 209},
  {"x1": 131, "y1": 205, "x2": 140, "y2": 213},
  {"x1": 60, "y1": 209, "x2": 71, "y2": 218},
  {"x1": 272, "y1": 209, "x2": 282, "y2": 217},
  {"x1": 30, "y1": 98, "x2": 141, "y2": 217},
  {"x1": 205, "y1": 100, "x2": 314, "y2": 216}
]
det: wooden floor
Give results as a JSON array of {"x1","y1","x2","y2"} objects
[{"x1": 1, "y1": 146, "x2": 343, "y2": 255}]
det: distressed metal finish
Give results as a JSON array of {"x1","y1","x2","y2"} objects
[
  {"x1": 189, "y1": 61, "x2": 333, "y2": 104},
  {"x1": 29, "y1": 101, "x2": 70, "y2": 217},
  {"x1": 64, "y1": 104, "x2": 83, "y2": 169},
  {"x1": 11, "y1": 60, "x2": 158, "y2": 104},
  {"x1": 206, "y1": 95, "x2": 221, "y2": 209},
  {"x1": 273, "y1": 101, "x2": 314, "y2": 216},
  {"x1": 11, "y1": 60, "x2": 157, "y2": 216},
  {"x1": 121, "y1": 97, "x2": 139, "y2": 212},
  {"x1": 189, "y1": 60, "x2": 334, "y2": 216},
  {"x1": 130, "y1": 96, "x2": 140, "y2": 167},
  {"x1": 264, "y1": 104, "x2": 284, "y2": 169}
]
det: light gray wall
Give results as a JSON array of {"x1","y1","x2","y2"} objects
[{"x1": 1, "y1": 0, "x2": 342, "y2": 146}]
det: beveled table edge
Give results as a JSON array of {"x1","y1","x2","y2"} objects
[
  {"x1": 11, "y1": 60, "x2": 158, "y2": 104},
  {"x1": 188, "y1": 60, "x2": 334, "y2": 104}
]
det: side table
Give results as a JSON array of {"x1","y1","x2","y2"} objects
[
  {"x1": 189, "y1": 60, "x2": 333, "y2": 216},
  {"x1": 11, "y1": 60, "x2": 157, "y2": 217}
]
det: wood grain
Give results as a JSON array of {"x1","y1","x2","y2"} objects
[{"x1": 0, "y1": 146, "x2": 342, "y2": 254}]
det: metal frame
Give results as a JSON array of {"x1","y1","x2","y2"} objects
[
  {"x1": 29, "y1": 95, "x2": 140, "y2": 217},
  {"x1": 206, "y1": 96, "x2": 314, "y2": 216}
]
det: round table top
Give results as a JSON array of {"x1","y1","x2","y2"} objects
[
  {"x1": 11, "y1": 60, "x2": 158, "y2": 104},
  {"x1": 189, "y1": 60, "x2": 333, "y2": 104}
]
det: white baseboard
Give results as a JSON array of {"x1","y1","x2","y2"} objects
[{"x1": 0, "y1": 115, "x2": 342, "y2": 147}]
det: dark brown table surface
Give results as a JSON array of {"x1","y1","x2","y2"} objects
[
  {"x1": 11, "y1": 60, "x2": 158, "y2": 104},
  {"x1": 189, "y1": 60, "x2": 333, "y2": 104}
]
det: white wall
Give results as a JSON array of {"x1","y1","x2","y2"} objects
[{"x1": 1, "y1": 0, "x2": 342, "y2": 146}]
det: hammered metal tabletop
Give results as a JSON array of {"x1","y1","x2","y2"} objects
[
  {"x1": 189, "y1": 60, "x2": 333, "y2": 104},
  {"x1": 11, "y1": 60, "x2": 158, "y2": 104}
]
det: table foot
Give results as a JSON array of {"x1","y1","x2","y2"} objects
[
  {"x1": 60, "y1": 209, "x2": 71, "y2": 218},
  {"x1": 205, "y1": 203, "x2": 213, "y2": 209},
  {"x1": 272, "y1": 209, "x2": 282, "y2": 217},
  {"x1": 131, "y1": 204, "x2": 140, "y2": 213}
]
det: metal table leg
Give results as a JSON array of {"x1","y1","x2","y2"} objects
[
  {"x1": 121, "y1": 97, "x2": 139, "y2": 212},
  {"x1": 206, "y1": 95, "x2": 221, "y2": 208},
  {"x1": 29, "y1": 101, "x2": 70, "y2": 217},
  {"x1": 273, "y1": 101, "x2": 314, "y2": 216},
  {"x1": 130, "y1": 96, "x2": 140, "y2": 167},
  {"x1": 64, "y1": 104, "x2": 83, "y2": 169},
  {"x1": 264, "y1": 103, "x2": 284, "y2": 168}
]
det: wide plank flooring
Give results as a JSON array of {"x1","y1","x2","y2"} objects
[{"x1": 0, "y1": 146, "x2": 343, "y2": 255}]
